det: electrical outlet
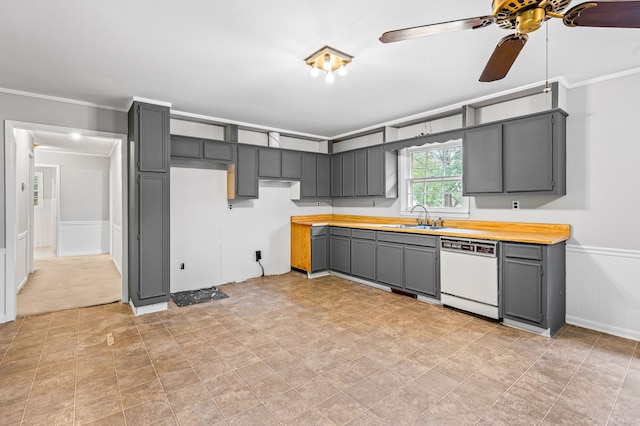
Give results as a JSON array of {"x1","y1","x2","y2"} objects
[
  {"x1": 372, "y1": 200, "x2": 376, "y2": 207},
  {"x1": 179, "y1": 263, "x2": 185, "y2": 270},
  {"x1": 512, "y1": 200, "x2": 520, "y2": 210},
  {"x1": 255, "y1": 250, "x2": 262, "y2": 261},
  {"x1": 228, "y1": 203, "x2": 233, "y2": 210},
  {"x1": 316, "y1": 202, "x2": 320, "y2": 207}
]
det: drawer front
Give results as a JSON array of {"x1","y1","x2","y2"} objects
[
  {"x1": 203, "y1": 140, "x2": 234, "y2": 162},
  {"x1": 330, "y1": 227, "x2": 351, "y2": 237},
  {"x1": 376, "y1": 231, "x2": 436, "y2": 247},
  {"x1": 311, "y1": 226, "x2": 327, "y2": 237},
  {"x1": 351, "y1": 229, "x2": 376, "y2": 240},
  {"x1": 171, "y1": 136, "x2": 202, "y2": 159},
  {"x1": 503, "y1": 243, "x2": 543, "y2": 260}
]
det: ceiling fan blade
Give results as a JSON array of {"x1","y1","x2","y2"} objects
[
  {"x1": 564, "y1": 1, "x2": 640, "y2": 28},
  {"x1": 379, "y1": 15, "x2": 495, "y2": 43},
  {"x1": 479, "y1": 34, "x2": 528, "y2": 82}
]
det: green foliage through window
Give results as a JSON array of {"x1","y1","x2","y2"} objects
[{"x1": 407, "y1": 144, "x2": 462, "y2": 209}]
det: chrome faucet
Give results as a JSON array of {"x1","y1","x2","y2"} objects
[{"x1": 410, "y1": 204, "x2": 429, "y2": 225}]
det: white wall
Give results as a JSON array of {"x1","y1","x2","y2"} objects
[
  {"x1": 170, "y1": 167, "x2": 331, "y2": 292},
  {"x1": 33, "y1": 151, "x2": 111, "y2": 256},
  {"x1": 33, "y1": 166, "x2": 56, "y2": 247},
  {"x1": 14, "y1": 130, "x2": 34, "y2": 291},
  {"x1": 110, "y1": 141, "x2": 123, "y2": 272}
]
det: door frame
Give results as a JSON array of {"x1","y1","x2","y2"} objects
[
  {"x1": 33, "y1": 163, "x2": 61, "y2": 257},
  {"x1": 4, "y1": 120, "x2": 128, "y2": 322}
]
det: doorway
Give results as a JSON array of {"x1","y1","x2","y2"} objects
[{"x1": 4, "y1": 121, "x2": 128, "y2": 321}]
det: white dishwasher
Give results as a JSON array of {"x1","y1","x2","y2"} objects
[{"x1": 440, "y1": 237, "x2": 499, "y2": 319}]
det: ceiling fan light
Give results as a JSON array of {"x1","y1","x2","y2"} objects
[
  {"x1": 310, "y1": 63, "x2": 319, "y2": 77},
  {"x1": 325, "y1": 71, "x2": 335, "y2": 83},
  {"x1": 338, "y1": 63, "x2": 347, "y2": 76}
]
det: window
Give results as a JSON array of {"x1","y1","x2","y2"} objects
[
  {"x1": 34, "y1": 172, "x2": 43, "y2": 209},
  {"x1": 400, "y1": 139, "x2": 468, "y2": 217}
]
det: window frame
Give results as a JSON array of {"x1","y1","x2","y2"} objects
[
  {"x1": 33, "y1": 171, "x2": 44, "y2": 209},
  {"x1": 399, "y1": 139, "x2": 469, "y2": 218}
]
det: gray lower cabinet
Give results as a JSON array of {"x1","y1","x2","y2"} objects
[
  {"x1": 329, "y1": 227, "x2": 351, "y2": 274},
  {"x1": 236, "y1": 145, "x2": 259, "y2": 198},
  {"x1": 311, "y1": 227, "x2": 328, "y2": 272},
  {"x1": 502, "y1": 242, "x2": 566, "y2": 335},
  {"x1": 128, "y1": 102, "x2": 170, "y2": 307},
  {"x1": 376, "y1": 231, "x2": 438, "y2": 297},
  {"x1": 350, "y1": 230, "x2": 376, "y2": 281}
]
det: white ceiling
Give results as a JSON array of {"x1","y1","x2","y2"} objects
[{"x1": 2, "y1": 1, "x2": 640, "y2": 139}]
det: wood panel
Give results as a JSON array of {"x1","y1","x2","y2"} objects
[{"x1": 291, "y1": 223, "x2": 311, "y2": 271}]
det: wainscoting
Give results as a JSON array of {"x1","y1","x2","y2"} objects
[
  {"x1": 59, "y1": 221, "x2": 110, "y2": 257},
  {"x1": 566, "y1": 244, "x2": 640, "y2": 341},
  {"x1": 112, "y1": 223, "x2": 122, "y2": 274}
]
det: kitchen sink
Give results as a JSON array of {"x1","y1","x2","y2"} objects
[{"x1": 379, "y1": 224, "x2": 483, "y2": 234}]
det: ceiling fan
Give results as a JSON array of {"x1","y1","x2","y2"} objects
[{"x1": 379, "y1": 1, "x2": 640, "y2": 82}]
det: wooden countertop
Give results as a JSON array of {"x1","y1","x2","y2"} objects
[{"x1": 291, "y1": 214, "x2": 570, "y2": 245}]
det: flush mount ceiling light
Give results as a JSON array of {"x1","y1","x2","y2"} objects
[{"x1": 304, "y1": 45, "x2": 353, "y2": 83}]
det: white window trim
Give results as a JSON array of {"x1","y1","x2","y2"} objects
[
  {"x1": 398, "y1": 139, "x2": 469, "y2": 219},
  {"x1": 34, "y1": 171, "x2": 44, "y2": 209}
]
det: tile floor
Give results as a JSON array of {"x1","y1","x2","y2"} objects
[{"x1": 1, "y1": 272, "x2": 638, "y2": 425}]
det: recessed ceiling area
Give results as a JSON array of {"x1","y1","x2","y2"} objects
[
  {"x1": 32, "y1": 131, "x2": 119, "y2": 157},
  {"x1": 1, "y1": 1, "x2": 639, "y2": 138}
]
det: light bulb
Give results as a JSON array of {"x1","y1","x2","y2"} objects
[
  {"x1": 322, "y1": 53, "x2": 332, "y2": 72},
  {"x1": 310, "y1": 64, "x2": 319, "y2": 77},
  {"x1": 325, "y1": 71, "x2": 335, "y2": 83},
  {"x1": 338, "y1": 63, "x2": 347, "y2": 77}
]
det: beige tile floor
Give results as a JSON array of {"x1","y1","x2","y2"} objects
[{"x1": 0, "y1": 271, "x2": 638, "y2": 425}]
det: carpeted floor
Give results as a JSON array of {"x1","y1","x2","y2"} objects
[{"x1": 17, "y1": 254, "x2": 121, "y2": 316}]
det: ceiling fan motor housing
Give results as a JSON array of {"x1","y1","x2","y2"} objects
[{"x1": 493, "y1": 0, "x2": 572, "y2": 29}]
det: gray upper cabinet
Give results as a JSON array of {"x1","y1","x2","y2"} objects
[
  {"x1": 331, "y1": 154, "x2": 343, "y2": 197},
  {"x1": 342, "y1": 152, "x2": 355, "y2": 197},
  {"x1": 366, "y1": 146, "x2": 384, "y2": 196},
  {"x1": 504, "y1": 112, "x2": 566, "y2": 194},
  {"x1": 301, "y1": 152, "x2": 318, "y2": 198},
  {"x1": 463, "y1": 124, "x2": 503, "y2": 195},
  {"x1": 128, "y1": 101, "x2": 170, "y2": 308},
  {"x1": 282, "y1": 150, "x2": 302, "y2": 179},
  {"x1": 170, "y1": 135, "x2": 234, "y2": 166},
  {"x1": 463, "y1": 110, "x2": 567, "y2": 196},
  {"x1": 316, "y1": 154, "x2": 330, "y2": 197},
  {"x1": 354, "y1": 149, "x2": 367, "y2": 197},
  {"x1": 171, "y1": 135, "x2": 202, "y2": 159},
  {"x1": 236, "y1": 145, "x2": 259, "y2": 198},
  {"x1": 258, "y1": 147, "x2": 282, "y2": 179},
  {"x1": 138, "y1": 103, "x2": 170, "y2": 172},
  {"x1": 203, "y1": 140, "x2": 234, "y2": 163}
]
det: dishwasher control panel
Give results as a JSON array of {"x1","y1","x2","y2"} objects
[{"x1": 441, "y1": 238, "x2": 497, "y2": 257}]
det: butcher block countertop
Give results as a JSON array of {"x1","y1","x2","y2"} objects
[{"x1": 291, "y1": 214, "x2": 570, "y2": 245}]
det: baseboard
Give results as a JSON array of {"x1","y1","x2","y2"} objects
[
  {"x1": 566, "y1": 315, "x2": 640, "y2": 342},
  {"x1": 329, "y1": 271, "x2": 392, "y2": 293},
  {"x1": 129, "y1": 300, "x2": 168, "y2": 316},
  {"x1": 0, "y1": 314, "x2": 6, "y2": 324},
  {"x1": 17, "y1": 276, "x2": 28, "y2": 292},
  {"x1": 59, "y1": 250, "x2": 109, "y2": 257}
]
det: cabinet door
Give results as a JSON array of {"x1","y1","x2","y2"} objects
[
  {"x1": 503, "y1": 258, "x2": 543, "y2": 325},
  {"x1": 301, "y1": 153, "x2": 317, "y2": 197},
  {"x1": 367, "y1": 146, "x2": 384, "y2": 196},
  {"x1": 355, "y1": 149, "x2": 367, "y2": 197},
  {"x1": 330, "y1": 236, "x2": 351, "y2": 274},
  {"x1": 404, "y1": 246, "x2": 437, "y2": 297},
  {"x1": 137, "y1": 103, "x2": 169, "y2": 172},
  {"x1": 504, "y1": 114, "x2": 554, "y2": 192},
  {"x1": 138, "y1": 173, "x2": 169, "y2": 300},
  {"x1": 171, "y1": 135, "x2": 202, "y2": 159},
  {"x1": 316, "y1": 154, "x2": 331, "y2": 197},
  {"x1": 282, "y1": 150, "x2": 302, "y2": 179},
  {"x1": 311, "y1": 236, "x2": 328, "y2": 272},
  {"x1": 331, "y1": 154, "x2": 343, "y2": 197},
  {"x1": 236, "y1": 145, "x2": 259, "y2": 198},
  {"x1": 376, "y1": 242, "x2": 403, "y2": 288},
  {"x1": 342, "y1": 152, "x2": 355, "y2": 197},
  {"x1": 351, "y1": 238, "x2": 376, "y2": 281},
  {"x1": 258, "y1": 148, "x2": 282, "y2": 178},
  {"x1": 463, "y1": 124, "x2": 503, "y2": 194},
  {"x1": 203, "y1": 140, "x2": 234, "y2": 162}
]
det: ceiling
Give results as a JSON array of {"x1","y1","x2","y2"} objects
[
  {"x1": 32, "y1": 131, "x2": 119, "y2": 157},
  {"x1": 2, "y1": 1, "x2": 640, "y2": 139}
]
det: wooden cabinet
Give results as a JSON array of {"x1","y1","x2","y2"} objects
[
  {"x1": 128, "y1": 102, "x2": 170, "y2": 308},
  {"x1": 502, "y1": 242, "x2": 566, "y2": 335},
  {"x1": 463, "y1": 110, "x2": 566, "y2": 196}
]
